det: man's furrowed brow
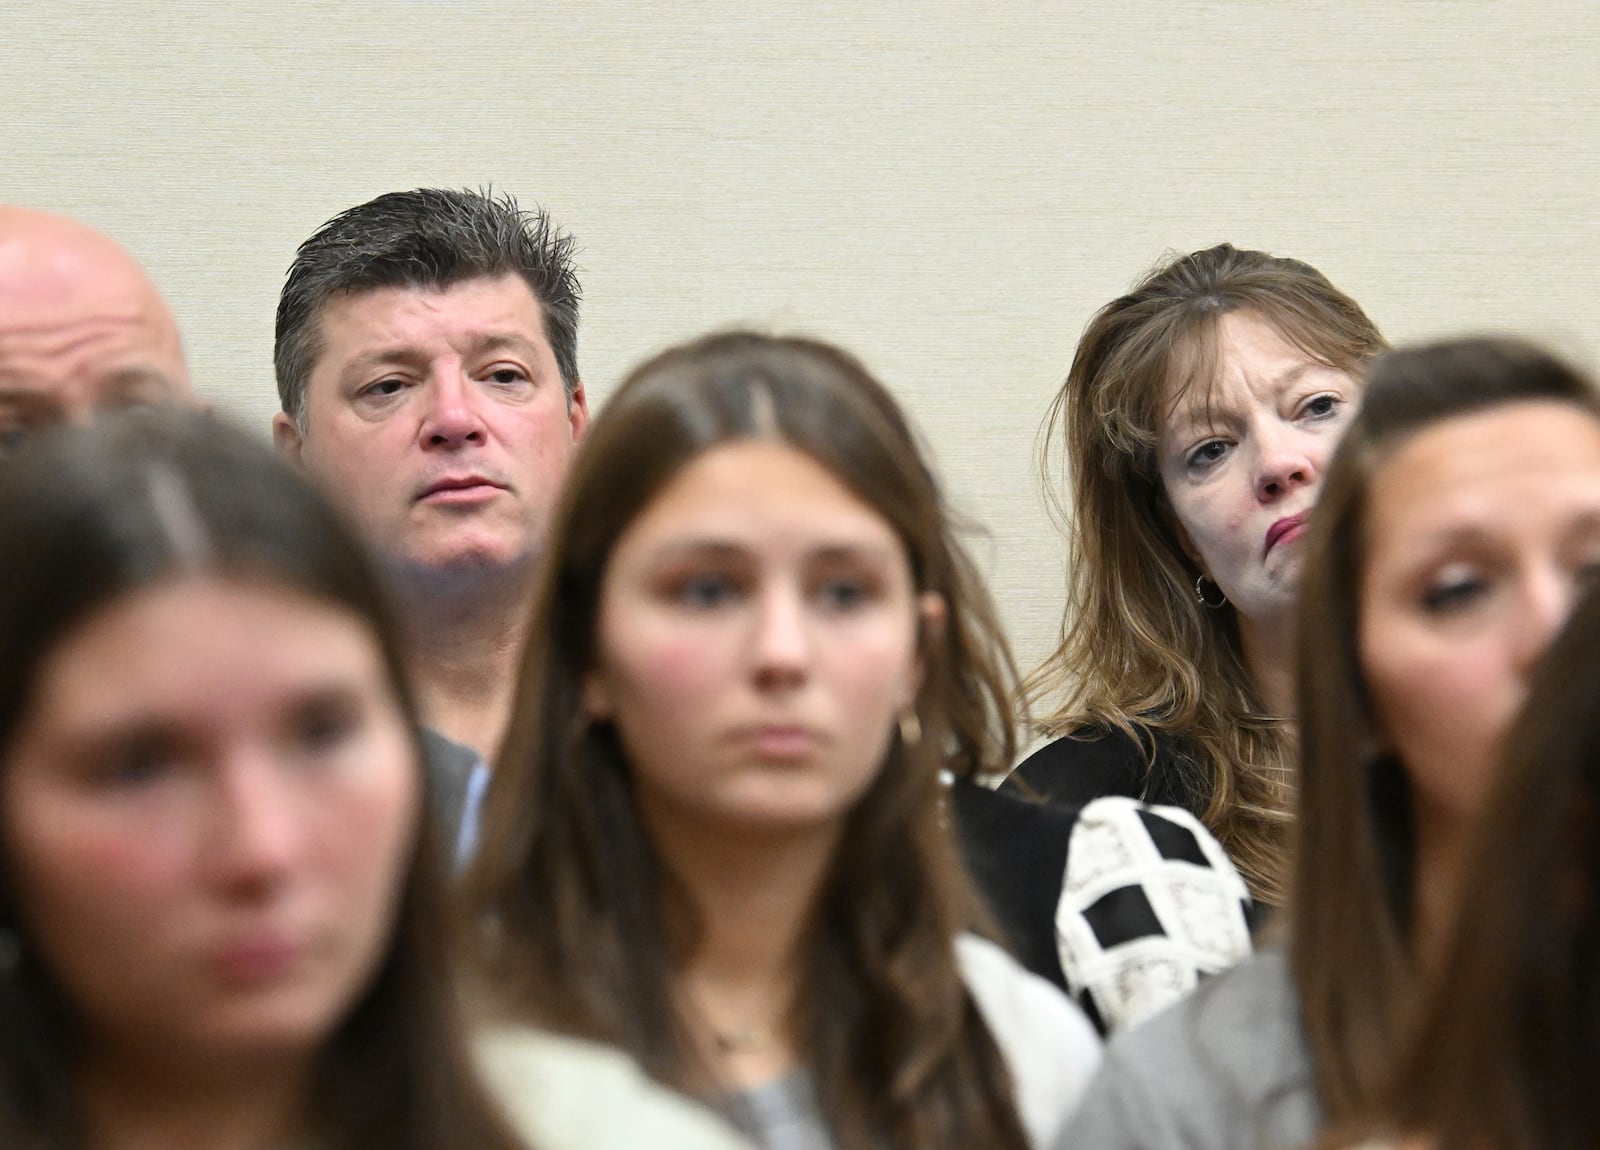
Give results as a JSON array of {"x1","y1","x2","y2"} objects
[
  {"x1": 467, "y1": 331, "x2": 542, "y2": 360},
  {"x1": 339, "y1": 346, "x2": 429, "y2": 380}
]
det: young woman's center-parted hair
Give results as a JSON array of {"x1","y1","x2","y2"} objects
[
  {"x1": 465, "y1": 331, "x2": 1033, "y2": 1150},
  {"x1": 0, "y1": 409, "x2": 524, "y2": 1150}
]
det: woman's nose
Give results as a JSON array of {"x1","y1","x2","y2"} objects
[
  {"x1": 750, "y1": 586, "x2": 810, "y2": 689},
  {"x1": 1253, "y1": 428, "x2": 1318, "y2": 502}
]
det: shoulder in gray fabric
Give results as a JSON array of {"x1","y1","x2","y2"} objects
[{"x1": 1052, "y1": 948, "x2": 1319, "y2": 1150}]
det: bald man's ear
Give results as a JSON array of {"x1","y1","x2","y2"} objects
[{"x1": 271, "y1": 412, "x2": 305, "y2": 467}]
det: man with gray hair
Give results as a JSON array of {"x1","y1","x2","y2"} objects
[
  {"x1": 0, "y1": 206, "x2": 194, "y2": 448},
  {"x1": 272, "y1": 189, "x2": 589, "y2": 855}
]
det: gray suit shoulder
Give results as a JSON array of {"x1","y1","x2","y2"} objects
[
  {"x1": 419, "y1": 725, "x2": 482, "y2": 850},
  {"x1": 1051, "y1": 949, "x2": 1320, "y2": 1150}
]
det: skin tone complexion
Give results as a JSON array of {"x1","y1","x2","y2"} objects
[
  {"x1": 583, "y1": 439, "x2": 940, "y2": 1087},
  {"x1": 3, "y1": 577, "x2": 419, "y2": 1150},
  {"x1": 1358, "y1": 400, "x2": 1600, "y2": 950},
  {"x1": 1158, "y1": 310, "x2": 1362, "y2": 715}
]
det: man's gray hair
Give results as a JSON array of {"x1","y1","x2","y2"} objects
[{"x1": 274, "y1": 188, "x2": 581, "y2": 427}]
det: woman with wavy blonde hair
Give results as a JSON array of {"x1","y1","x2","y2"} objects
[
  {"x1": 1008, "y1": 243, "x2": 1386, "y2": 905},
  {"x1": 1059, "y1": 336, "x2": 1600, "y2": 1150},
  {"x1": 463, "y1": 331, "x2": 1101, "y2": 1149}
]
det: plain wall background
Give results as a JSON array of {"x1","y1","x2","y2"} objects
[{"x1": 5, "y1": 1, "x2": 1597, "y2": 679}]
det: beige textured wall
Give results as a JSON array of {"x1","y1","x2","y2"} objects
[{"x1": 4, "y1": 2, "x2": 1598, "y2": 676}]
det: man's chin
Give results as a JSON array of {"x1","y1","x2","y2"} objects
[{"x1": 381, "y1": 542, "x2": 540, "y2": 595}]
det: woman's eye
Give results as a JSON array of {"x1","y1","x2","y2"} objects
[
  {"x1": 674, "y1": 574, "x2": 737, "y2": 609},
  {"x1": 1301, "y1": 393, "x2": 1341, "y2": 420},
  {"x1": 292, "y1": 697, "x2": 361, "y2": 754},
  {"x1": 816, "y1": 578, "x2": 872, "y2": 612},
  {"x1": 94, "y1": 734, "x2": 181, "y2": 787},
  {"x1": 1421, "y1": 575, "x2": 1487, "y2": 614},
  {"x1": 1187, "y1": 440, "x2": 1229, "y2": 470}
]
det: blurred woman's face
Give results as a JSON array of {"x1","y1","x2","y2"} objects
[
  {"x1": 1158, "y1": 310, "x2": 1362, "y2": 630},
  {"x1": 583, "y1": 439, "x2": 937, "y2": 844},
  {"x1": 1360, "y1": 401, "x2": 1600, "y2": 826},
  {"x1": 2, "y1": 576, "x2": 418, "y2": 1071}
]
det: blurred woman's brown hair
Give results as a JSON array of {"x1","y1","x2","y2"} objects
[
  {"x1": 463, "y1": 331, "x2": 1037, "y2": 1150},
  {"x1": 1349, "y1": 588, "x2": 1600, "y2": 1150},
  {"x1": 1024, "y1": 242, "x2": 1387, "y2": 904},
  {"x1": 1293, "y1": 336, "x2": 1600, "y2": 1128},
  {"x1": 0, "y1": 411, "x2": 525, "y2": 1150}
]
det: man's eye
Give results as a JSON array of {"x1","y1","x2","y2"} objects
[
  {"x1": 363, "y1": 379, "x2": 406, "y2": 399},
  {"x1": 487, "y1": 368, "x2": 528, "y2": 386}
]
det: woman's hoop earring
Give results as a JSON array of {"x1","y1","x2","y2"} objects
[
  {"x1": 897, "y1": 709, "x2": 923, "y2": 747},
  {"x1": 1194, "y1": 574, "x2": 1228, "y2": 609}
]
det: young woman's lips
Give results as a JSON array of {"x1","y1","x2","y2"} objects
[
  {"x1": 1264, "y1": 511, "x2": 1312, "y2": 556},
  {"x1": 739, "y1": 725, "x2": 820, "y2": 759},
  {"x1": 210, "y1": 934, "x2": 303, "y2": 985}
]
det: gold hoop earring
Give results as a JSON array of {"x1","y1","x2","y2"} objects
[
  {"x1": 897, "y1": 709, "x2": 922, "y2": 747},
  {"x1": 1194, "y1": 574, "x2": 1228, "y2": 609}
]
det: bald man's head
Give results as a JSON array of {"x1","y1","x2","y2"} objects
[{"x1": 0, "y1": 207, "x2": 192, "y2": 450}]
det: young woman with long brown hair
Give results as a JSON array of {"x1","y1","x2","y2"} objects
[
  {"x1": 463, "y1": 331, "x2": 1101, "y2": 1150},
  {"x1": 1008, "y1": 243, "x2": 1386, "y2": 907},
  {"x1": 0, "y1": 411, "x2": 529, "y2": 1150},
  {"x1": 1055, "y1": 336, "x2": 1600, "y2": 1150},
  {"x1": 0, "y1": 410, "x2": 744, "y2": 1150},
  {"x1": 1338, "y1": 580, "x2": 1600, "y2": 1150}
]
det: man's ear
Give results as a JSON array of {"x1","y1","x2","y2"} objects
[
  {"x1": 272, "y1": 411, "x2": 305, "y2": 466},
  {"x1": 567, "y1": 382, "x2": 591, "y2": 443}
]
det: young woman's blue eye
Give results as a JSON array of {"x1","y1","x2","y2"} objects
[
  {"x1": 676, "y1": 574, "x2": 736, "y2": 608},
  {"x1": 817, "y1": 579, "x2": 870, "y2": 611},
  {"x1": 95, "y1": 734, "x2": 180, "y2": 787}
]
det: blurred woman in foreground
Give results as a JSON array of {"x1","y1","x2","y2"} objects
[
  {"x1": 465, "y1": 332, "x2": 1101, "y2": 1150},
  {"x1": 0, "y1": 411, "x2": 745, "y2": 1150},
  {"x1": 1349, "y1": 584, "x2": 1600, "y2": 1150}
]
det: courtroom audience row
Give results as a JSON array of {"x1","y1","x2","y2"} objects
[{"x1": 1, "y1": 192, "x2": 1597, "y2": 1149}]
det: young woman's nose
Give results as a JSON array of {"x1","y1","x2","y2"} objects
[
  {"x1": 1511, "y1": 565, "x2": 1578, "y2": 679},
  {"x1": 206, "y1": 756, "x2": 303, "y2": 896},
  {"x1": 750, "y1": 585, "x2": 811, "y2": 689}
]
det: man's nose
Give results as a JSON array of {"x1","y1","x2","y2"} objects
[{"x1": 421, "y1": 370, "x2": 487, "y2": 448}]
